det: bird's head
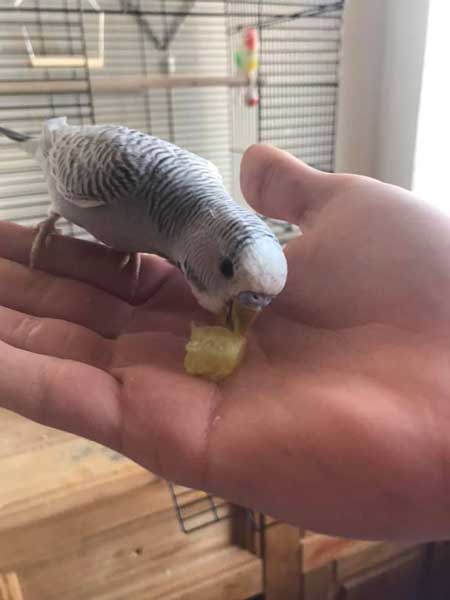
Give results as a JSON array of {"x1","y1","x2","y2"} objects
[{"x1": 187, "y1": 229, "x2": 288, "y2": 333}]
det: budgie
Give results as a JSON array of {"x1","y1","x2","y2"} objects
[{"x1": 0, "y1": 117, "x2": 287, "y2": 328}]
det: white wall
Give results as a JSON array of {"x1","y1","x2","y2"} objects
[
  {"x1": 413, "y1": 1, "x2": 450, "y2": 212},
  {"x1": 335, "y1": 0, "x2": 430, "y2": 189},
  {"x1": 335, "y1": 0, "x2": 387, "y2": 178}
]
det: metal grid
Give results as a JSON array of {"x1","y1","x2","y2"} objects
[
  {"x1": 227, "y1": 0, "x2": 343, "y2": 172},
  {"x1": 0, "y1": 0, "x2": 345, "y2": 532},
  {"x1": 168, "y1": 481, "x2": 280, "y2": 535},
  {"x1": 0, "y1": 0, "x2": 97, "y2": 237},
  {"x1": 168, "y1": 483, "x2": 232, "y2": 533},
  {"x1": 258, "y1": 2, "x2": 343, "y2": 172}
]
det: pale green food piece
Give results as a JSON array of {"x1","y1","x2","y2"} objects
[{"x1": 184, "y1": 324, "x2": 247, "y2": 382}]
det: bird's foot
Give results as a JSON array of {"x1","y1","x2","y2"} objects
[{"x1": 29, "y1": 211, "x2": 61, "y2": 269}]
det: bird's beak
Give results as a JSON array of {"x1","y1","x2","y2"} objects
[{"x1": 230, "y1": 297, "x2": 261, "y2": 335}]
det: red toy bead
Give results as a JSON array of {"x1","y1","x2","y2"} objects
[{"x1": 244, "y1": 27, "x2": 258, "y2": 52}]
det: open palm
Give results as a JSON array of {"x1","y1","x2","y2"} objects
[{"x1": 2, "y1": 144, "x2": 450, "y2": 542}]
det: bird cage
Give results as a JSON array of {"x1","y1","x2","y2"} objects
[{"x1": 0, "y1": 0, "x2": 345, "y2": 533}]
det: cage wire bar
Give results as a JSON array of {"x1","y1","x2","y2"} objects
[
  {"x1": 0, "y1": 0, "x2": 345, "y2": 533},
  {"x1": 0, "y1": 0, "x2": 97, "y2": 237},
  {"x1": 256, "y1": 0, "x2": 343, "y2": 172}
]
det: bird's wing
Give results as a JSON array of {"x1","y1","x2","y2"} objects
[
  {"x1": 46, "y1": 126, "x2": 141, "y2": 209},
  {"x1": 63, "y1": 193, "x2": 106, "y2": 208}
]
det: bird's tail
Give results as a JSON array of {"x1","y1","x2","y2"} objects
[
  {"x1": 0, "y1": 126, "x2": 31, "y2": 143},
  {"x1": 0, "y1": 116, "x2": 68, "y2": 156},
  {"x1": 0, "y1": 125, "x2": 39, "y2": 155}
]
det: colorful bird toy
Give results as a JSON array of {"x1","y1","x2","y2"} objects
[{"x1": 235, "y1": 27, "x2": 259, "y2": 107}]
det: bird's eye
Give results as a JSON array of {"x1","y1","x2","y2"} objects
[{"x1": 220, "y1": 257, "x2": 234, "y2": 279}]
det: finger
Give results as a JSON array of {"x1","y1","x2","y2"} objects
[
  {"x1": 0, "y1": 305, "x2": 112, "y2": 368},
  {"x1": 0, "y1": 340, "x2": 121, "y2": 450},
  {"x1": 240, "y1": 144, "x2": 339, "y2": 229},
  {"x1": 0, "y1": 221, "x2": 174, "y2": 304},
  {"x1": 0, "y1": 257, "x2": 131, "y2": 338}
]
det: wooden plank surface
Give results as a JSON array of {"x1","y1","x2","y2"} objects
[
  {"x1": 337, "y1": 541, "x2": 418, "y2": 581},
  {"x1": 303, "y1": 564, "x2": 337, "y2": 600},
  {"x1": 0, "y1": 409, "x2": 68, "y2": 458},
  {"x1": 0, "y1": 573, "x2": 24, "y2": 600},
  {"x1": 1, "y1": 478, "x2": 175, "y2": 573},
  {"x1": 264, "y1": 519, "x2": 302, "y2": 600},
  {"x1": 301, "y1": 534, "x2": 376, "y2": 574},
  {"x1": 20, "y1": 520, "x2": 262, "y2": 600},
  {"x1": 0, "y1": 409, "x2": 154, "y2": 534}
]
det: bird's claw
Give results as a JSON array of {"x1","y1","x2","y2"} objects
[{"x1": 29, "y1": 211, "x2": 61, "y2": 269}]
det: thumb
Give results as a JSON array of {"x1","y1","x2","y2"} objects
[{"x1": 240, "y1": 144, "x2": 338, "y2": 228}]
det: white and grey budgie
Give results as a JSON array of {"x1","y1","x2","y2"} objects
[{"x1": 0, "y1": 117, "x2": 287, "y2": 324}]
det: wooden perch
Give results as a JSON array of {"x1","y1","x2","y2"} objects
[
  {"x1": 27, "y1": 56, "x2": 104, "y2": 68},
  {"x1": 22, "y1": 13, "x2": 105, "y2": 70},
  {"x1": 0, "y1": 74, "x2": 250, "y2": 95}
]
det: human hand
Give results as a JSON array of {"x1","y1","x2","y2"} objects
[{"x1": 1, "y1": 144, "x2": 450, "y2": 542}]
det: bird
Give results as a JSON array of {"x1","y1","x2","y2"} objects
[{"x1": 0, "y1": 117, "x2": 287, "y2": 330}]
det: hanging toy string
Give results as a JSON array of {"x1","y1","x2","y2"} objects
[{"x1": 235, "y1": 27, "x2": 259, "y2": 107}]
